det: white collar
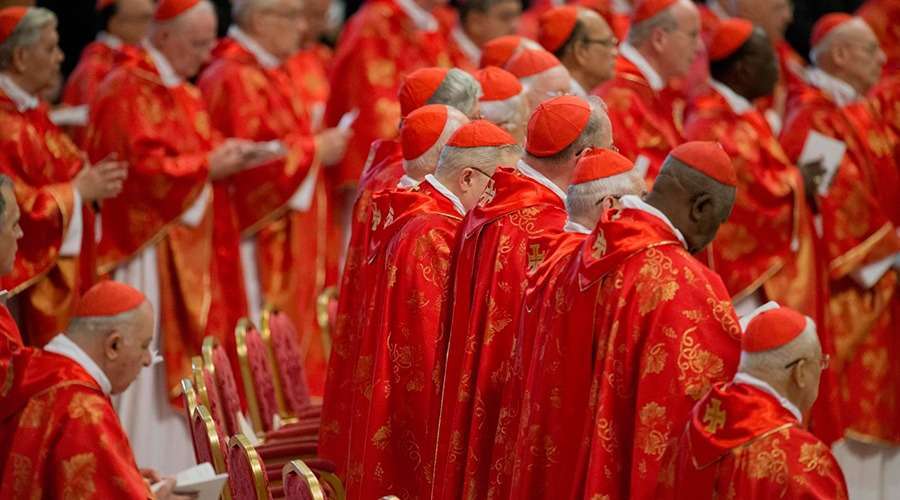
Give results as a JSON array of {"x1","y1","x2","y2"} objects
[
  {"x1": 44, "y1": 334, "x2": 113, "y2": 395},
  {"x1": 395, "y1": 0, "x2": 439, "y2": 32},
  {"x1": 733, "y1": 372, "x2": 803, "y2": 423},
  {"x1": 564, "y1": 220, "x2": 591, "y2": 234},
  {"x1": 97, "y1": 31, "x2": 123, "y2": 50},
  {"x1": 706, "y1": 0, "x2": 730, "y2": 20},
  {"x1": 143, "y1": 40, "x2": 182, "y2": 88},
  {"x1": 451, "y1": 27, "x2": 481, "y2": 67},
  {"x1": 570, "y1": 77, "x2": 588, "y2": 97},
  {"x1": 0, "y1": 72, "x2": 39, "y2": 111},
  {"x1": 228, "y1": 25, "x2": 281, "y2": 69},
  {"x1": 709, "y1": 79, "x2": 753, "y2": 114},
  {"x1": 619, "y1": 42, "x2": 665, "y2": 91},
  {"x1": 426, "y1": 174, "x2": 466, "y2": 215},
  {"x1": 397, "y1": 174, "x2": 420, "y2": 188},
  {"x1": 517, "y1": 159, "x2": 567, "y2": 203},
  {"x1": 612, "y1": 0, "x2": 632, "y2": 14},
  {"x1": 806, "y1": 67, "x2": 859, "y2": 106},
  {"x1": 619, "y1": 194, "x2": 687, "y2": 248}
]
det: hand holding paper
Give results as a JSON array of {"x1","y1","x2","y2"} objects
[
  {"x1": 151, "y1": 463, "x2": 227, "y2": 500},
  {"x1": 798, "y1": 131, "x2": 846, "y2": 196}
]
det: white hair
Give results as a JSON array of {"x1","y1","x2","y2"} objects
[
  {"x1": 151, "y1": 0, "x2": 215, "y2": 33},
  {"x1": 531, "y1": 95, "x2": 610, "y2": 164},
  {"x1": 626, "y1": 7, "x2": 677, "y2": 46},
  {"x1": 429, "y1": 68, "x2": 483, "y2": 117},
  {"x1": 403, "y1": 108, "x2": 469, "y2": 179},
  {"x1": 481, "y1": 91, "x2": 527, "y2": 128},
  {"x1": 809, "y1": 17, "x2": 868, "y2": 66},
  {"x1": 68, "y1": 307, "x2": 145, "y2": 338},
  {"x1": 0, "y1": 7, "x2": 56, "y2": 70},
  {"x1": 565, "y1": 170, "x2": 641, "y2": 221},
  {"x1": 738, "y1": 317, "x2": 820, "y2": 377},
  {"x1": 435, "y1": 143, "x2": 523, "y2": 178},
  {"x1": 232, "y1": 0, "x2": 284, "y2": 25}
]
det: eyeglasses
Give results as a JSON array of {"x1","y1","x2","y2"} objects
[
  {"x1": 582, "y1": 36, "x2": 619, "y2": 49},
  {"x1": 467, "y1": 166, "x2": 492, "y2": 179},
  {"x1": 784, "y1": 354, "x2": 830, "y2": 370}
]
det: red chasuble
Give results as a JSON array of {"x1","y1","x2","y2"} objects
[
  {"x1": 510, "y1": 208, "x2": 741, "y2": 500},
  {"x1": 669, "y1": 382, "x2": 848, "y2": 500},
  {"x1": 431, "y1": 166, "x2": 571, "y2": 500},
  {"x1": 594, "y1": 55, "x2": 682, "y2": 182},
  {"x1": 342, "y1": 179, "x2": 462, "y2": 498},
  {"x1": 324, "y1": 0, "x2": 452, "y2": 188},
  {"x1": 781, "y1": 82, "x2": 900, "y2": 444},
  {"x1": 0, "y1": 90, "x2": 95, "y2": 346},
  {"x1": 198, "y1": 37, "x2": 330, "y2": 393},
  {"x1": 0, "y1": 348, "x2": 150, "y2": 499},
  {"x1": 62, "y1": 40, "x2": 121, "y2": 107},
  {"x1": 86, "y1": 48, "x2": 215, "y2": 401},
  {"x1": 0, "y1": 302, "x2": 22, "y2": 359},
  {"x1": 318, "y1": 139, "x2": 403, "y2": 472}
]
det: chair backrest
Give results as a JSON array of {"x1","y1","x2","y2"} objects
[
  {"x1": 181, "y1": 378, "x2": 199, "y2": 462},
  {"x1": 282, "y1": 460, "x2": 326, "y2": 500},
  {"x1": 227, "y1": 435, "x2": 270, "y2": 500},
  {"x1": 316, "y1": 286, "x2": 338, "y2": 359},
  {"x1": 263, "y1": 310, "x2": 312, "y2": 415},
  {"x1": 203, "y1": 336, "x2": 244, "y2": 436},
  {"x1": 191, "y1": 405, "x2": 232, "y2": 500},
  {"x1": 302, "y1": 459, "x2": 345, "y2": 500},
  {"x1": 236, "y1": 319, "x2": 279, "y2": 434},
  {"x1": 192, "y1": 356, "x2": 227, "y2": 440}
]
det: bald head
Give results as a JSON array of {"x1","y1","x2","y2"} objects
[
  {"x1": 520, "y1": 64, "x2": 572, "y2": 115},
  {"x1": 644, "y1": 156, "x2": 736, "y2": 254},
  {"x1": 150, "y1": 0, "x2": 217, "y2": 79},
  {"x1": 429, "y1": 68, "x2": 484, "y2": 118},
  {"x1": 566, "y1": 169, "x2": 645, "y2": 230},
  {"x1": 812, "y1": 18, "x2": 885, "y2": 95}
]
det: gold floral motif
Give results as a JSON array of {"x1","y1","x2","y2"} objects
[
  {"x1": 635, "y1": 248, "x2": 679, "y2": 315},
  {"x1": 11, "y1": 453, "x2": 32, "y2": 496},
  {"x1": 19, "y1": 397, "x2": 47, "y2": 429},
  {"x1": 642, "y1": 343, "x2": 667, "y2": 377},
  {"x1": 681, "y1": 308, "x2": 707, "y2": 323},
  {"x1": 383, "y1": 206, "x2": 395, "y2": 228},
  {"x1": 386, "y1": 265, "x2": 398, "y2": 288},
  {"x1": 591, "y1": 230, "x2": 607, "y2": 259},
  {"x1": 366, "y1": 59, "x2": 396, "y2": 87},
  {"x1": 371, "y1": 422, "x2": 392, "y2": 450},
  {"x1": 484, "y1": 298, "x2": 512, "y2": 345},
  {"x1": 636, "y1": 402, "x2": 671, "y2": 459},
  {"x1": 702, "y1": 398, "x2": 726, "y2": 433},
  {"x1": 62, "y1": 452, "x2": 97, "y2": 500},
  {"x1": 861, "y1": 347, "x2": 888, "y2": 380},
  {"x1": 746, "y1": 436, "x2": 788, "y2": 485},
  {"x1": 595, "y1": 418, "x2": 618, "y2": 454},
  {"x1": 706, "y1": 296, "x2": 741, "y2": 339},
  {"x1": 67, "y1": 392, "x2": 107, "y2": 425},
  {"x1": 370, "y1": 205, "x2": 382, "y2": 231},
  {"x1": 448, "y1": 430, "x2": 465, "y2": 464},
  {"x1": 375, "y1": 98, "x2": 401, "y2": 138},
  {"x1": 508, "y1": 207, "x2": 541, "y2": 235},
  {"x1": 716, "y1": 224, "x2": 758, "y2": 261},
  {"x1": 867, "y1": 129, "x2": 892, "y2": 157},
  {"x1": 798, "y1": 442, "x2": 832, "y2": 476},
  {"x1": 677, "y1": 327, "x2": 725, "y2": 400}
]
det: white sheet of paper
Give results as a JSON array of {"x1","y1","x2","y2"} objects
[
  {"x1": 738, "y1": 300, "x2": 781, "y2": 332},
  {"x1": 633, "y1": 155, "x2": 651, "y2": 180},
  {"x1": 798, "y1": 131, "x2": 846, "y2": 196},
  {"x1": 151, "y1": 463, "x2": 228, "y2": 500},
  {"x1": 850, "y1": 252, "x2": 897, "y2": 290},
  {"x1": 49, "y1": 105, "x2": 89, "y2": 126},
  {"x1": 236, "y1": 411, "x2": 261, "y2": 445},
  {"x1": 338, "y1": 109, "x2": 359, "y2": 132},
  {"x1": 180, "y1": 184, "x2": 210, "y2": 228},
  {"x1": 287, "y1": 167, "x2": 318, "y2": 212}
]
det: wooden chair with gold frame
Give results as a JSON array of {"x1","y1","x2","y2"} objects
[
  {"x1": 281, "y1": 460, "x2": 326, "y2": 500},
  {"x1": 181, "y1": 378, "x2": 199, "y2": 462},
  {"x1": 201, "y1": 336, "x2": 245, "y2": 437},
  {"x1": 190, "y1": 405, "x2": 231, "y2": 500},
  {"x1": 227, "y1": 435, "x2": 271, "y2": 500},
  {"x1": 260, "y1": 308, "x2": 322, "y2": 420},
  {"x1": 315, "y1": 286, "x2": 338, "y2": 360}
]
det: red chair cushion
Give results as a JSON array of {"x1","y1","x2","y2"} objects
[
  {"x1": 247, "y1": 328, "x2": 279, "y2": 432},
  {"x1": 228, "y1": 442, "x2": 271, "y2": 500},
  {"x1": 269, "y1": 313, "x2": 312, "y2": 414},
  {"x1": 213, "y1": 345, "x2": 243, "y2": 435},
  {"x1": 283, "y1": 468, "x2": 316, "y2": 500}
]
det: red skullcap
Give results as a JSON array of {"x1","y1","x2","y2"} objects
[
  {"x1": 475, "y1": 66, "x2": 523, "y2": 101},
  {"x1": 398, "y1": 67, "x2": 449, "y2": 118},
  {"x1": 810, "y1": 13, "x2": 854, "y2": 48},
  {"x1": 0, "y1": 7, "x2": 27, "y2": 45},
  {"x1": 96, "y1": 0, "x2": 115, "y2": 10},
  {"x1": 506, "y1": 49, "x2": 562, "y2": 78},
  {"x1": 401, "y1": 104, "x2": 450, "y2": 161},
  {"x1": 632, "y1": 0, "x2": 677, "y2": 23},
  {"x1": 526, "y1": 95, "x2": 591, "y2": 157},
  {"x1": 669, "y1": 141, "x2": 737, "y2": 187},
  {"x1": 481, "y1": 35, "x2": 525, "y2": 68},
  {"x1": 154, "y1": 0, "x2": 201, "y2": 21},
  {"x1": 742, "y1": 307, "x2": 811, "y2": 352},
  {"x1": 538, "y1": 6, "x2": 580, "y2": 53},
  {"x1": 74, "y1": 281, "x2": 147, "y2": 318},
  {"x1": 571, "y1": 148, "x2": 634, "y2": 184},
  {"x1": 707, "y1": 18, "x2": 754, "y2": 61},
  {"x1": 447, "y1": 120, "x2": 516, "y2": 148}
]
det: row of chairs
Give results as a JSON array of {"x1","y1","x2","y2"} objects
[{"x1": 182, "y1": 308, "x2": 344, "y2": 499}]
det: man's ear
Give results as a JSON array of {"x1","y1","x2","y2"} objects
[
  {"x1": 11, "y1": 45, "x2": 29, "y2": 74},
  {"x1": 689, "y1": 192, "x2": 713, "y2": 223},
  {"x1": 791, "y1": 360, "x2": 808, "y2": 389},
  {"x1": 105, "y1": 331, "x2": 123, "y2": 360}
]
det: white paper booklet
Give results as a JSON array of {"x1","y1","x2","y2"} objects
[
  {"x1": 49, "y1": 105, "x2": 89, "y2": 126},
  {"x1": 798, "y1": 131, "x2": 846, "y2": 196},
  {"x1": 151, "y1": 462, "x2": 228, "y2": 500}
]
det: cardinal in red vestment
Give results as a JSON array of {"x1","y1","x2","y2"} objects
[
  {"x1": 594, "y1": 0, "x2": 700, "y2": 182},
  {"x1": 86, "y1": 0, "x2": 272, "y2": 473},
  {"x1": 0, "y1": 7, "x2": 127, "y2": 347},
  {"x1": 668, "y1": 306, "x2": 848, "y2": 499},
  {"x1": 0, "y1": 282, "x2": 186, "y2": 500},
  {"x1": 780, "y1": 14, "x2": 900, "y2": 449},
  {"x1": 479, "y1": 34, "x2": 542, "y2": 68},
  {"x1": 511, "y1": 142, "x2": 742, "y2": 500},
  {"x1": 683, "y1": 21, "x2": 842, "y2": 443},
  {"x1": 319, "y1": 68, "x2": 481, "y2": 469},
  {"x1": 475, "y1": 65, "x2": 529, "y2": 143},
  {"x1": 197, "y1": 0, "x2": 349, "y2": 396},
  {"x1": 430, "y1": 95, "x2": 612, "y2": 500},
  {"x1": 345, "y1": 119, "x2": 520, "y2": 498},
  {"x1": 0, "y1": 178, "x2": 22, "y2": 358},
  {"x1": 60, "y1": 0, "x2": 154, "y2": 145},
  {"x1": 504, "y1": 48, "x2": 572, "y2": 116},
  {"x1": 537, "y1": 5, "x2": 618, "y2": 97},
  {"x1": 445, "y1": 0, "x2": 522, "y2": 72}
]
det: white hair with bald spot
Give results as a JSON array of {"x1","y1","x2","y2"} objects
[
  {"x1": 809, "y1": 17, "x2": 868, "y2": 66},
  {"x1": 481, "y1": 91, "x2": 527, "y2": 128},
  {"x1": 565, "y1": 169, "x2": 642, "y2": 221},
  {"x1": 403, "y1": 107, "x2": 470, "y2": 180},
  {"x1": 435, "y1": 143, "x2": 523, "y2": 179},
  {"x1": 738, "y1": 316, "x2": 820, "y2": 377},
  {"x1": 0, "y1": 7, "x2": 56, "y2": 70},
  {"x1": 150, "y1": 0, "x2": 215, "y2": 33},
  {"x1": 67, "y1": 308, "x2": 146, "y2": 339},
  {"x1": 627, "y1": 7, "x2": 678, "y2": 46}
]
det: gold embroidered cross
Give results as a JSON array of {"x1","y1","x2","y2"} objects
[
  {"x1": 370, "y1": 206, "x2": 382, "y2": 231},
  {"x1": 479, "y1": 179, "x2": 496, "y2": 206},
  {"x1": 527, "y1": 244, "x2": 546, "y2": 273},
  {"x1": 702, "y1": 399, "x2": 726, "y2": 434},
  {"x1": 591, "y1": 230, "x2": 607, "y2": 259}
]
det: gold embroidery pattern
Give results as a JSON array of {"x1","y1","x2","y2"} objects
[
  {"x1": 479, "y1": 178, "x2": 496, "y2": 206},
  {"x1": 705, "y1": 294, "x2": 741, "y2": 339},
  {"x1": 702, "y1": 399, "x2": 726, "y2": 434},
  {"x1": 636, "y1": 402, "x2": 671, "y2": 459},
  {"x1": 642, "y1": 343, "x2": 667, "y2": 377},
  {"x1": 484, "y1": 298, "x2": 512, "y2": 345},
  {"x1": 62, "y1": 452, "x2": 97, "y2": 500},
  {"x1": 746, "y1": 436, "x2": 788, "y2": 486},
  {"x1": 20, "y1": 397, "x2": 47, "y2": 429},
  {"x1": 635, "y1": 248, "x2": 679, "y2": 315},
  {"x1": 595, "y1": 418, "x2": 618, "y2": 454},
  {"x1": 526, "y1": 244, "x2": 546, "y2": 273},
  {"x1": 591, "y1": 229, "x2": 607, "y2": 259},
  {"x1": 371, "y1": 205, "x2": 382, "y2": 231},
  {"x1": 677, "y1": 327, "x2": 725, "y2": 400},
  {"x1": 371, "y1": 422, "x2": 392, "y2": 450},
  {"x1": 11, "y1": 453, "x2": 32, "y2": 497},
  {"x1": 508, "y1": 207, "x2": 542, "y2": 235},
  {"x1": 717, "y1": 224, "x2": 758, "y2": 262},
  {"x1": 798, "y1": 442, "x2": 832, "y2": 476},
  {"x1": 67, "y1": 393, "x2": 107, "y2": 425},
  {"x1": 366, "y1": 59, "x2": 396, "y2": 87}
]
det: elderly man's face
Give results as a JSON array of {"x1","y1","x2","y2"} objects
[
  {"x1": 0, "y1": 185, "x2": 22, "y2": 277},
  {"x1": 109, "y1": 0, "x2": 155, "y2": 45},
  {"x1": 836, "y1": 22, "x2": 886, "y2": 94},
  {"x1": 250, "y1": 0, "x2": 307, "y2": 60},
  {"x1": 164, "y1": 7, "x2": 217, "y2": 79},
  {"x1": 302, "y1": 0, "x2": 331, "y2": 45},
  {"x1": 15, "y1": 23, "x2": 63, "y2": 97},
  {"x1": 106, "y1": 303, "x2": 154, "y2": 394},
  {"x1": 736, "y1": 0, "x2": 792, "y2": 44},
  {"x1": 658, "y1": 0, "x2": 701, "y2": 79},
  {"x1": 467, "y1": 0, "x2": 522, "y2": 46},
  {"x1": 574, "y1": 13, "x2": 618, "y2": 89}
]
